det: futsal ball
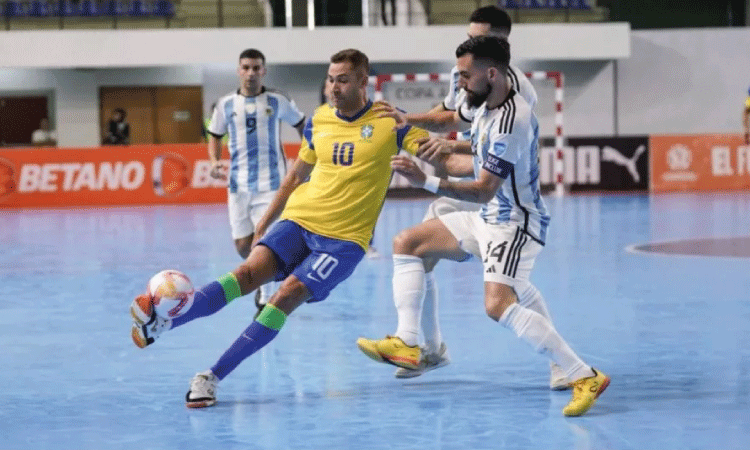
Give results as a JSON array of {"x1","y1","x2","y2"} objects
[{"x1": 147, "y1": 270, "x2": 195, "y2": 319}]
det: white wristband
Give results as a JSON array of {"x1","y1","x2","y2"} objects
[{"x1": 422, "y1": 175, "x2": 441, "y2": 194}]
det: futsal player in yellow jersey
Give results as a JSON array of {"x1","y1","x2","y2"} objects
[
  {"x1": 743, "y1": 88, "x2": 750, "y2": 144},
  {"x1": 129, "y1": 48, "x2": 428, "y2": 408}
]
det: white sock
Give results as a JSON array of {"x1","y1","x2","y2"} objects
[
  {"x1": 517, "y1": 282, "x2": 558, "y2": 372},
  {"x1": 517, "y1": 282, "x2": 552, "y2": 321},
  {"x1": 421, "y1": 272, "x2": 442, "y2": 354},
  {"x1": 392, "y1": 254, "x2": 424, "y2": 347},
  {"x1": 499, "y1": 303, "x2": 595, "y2": 381}
]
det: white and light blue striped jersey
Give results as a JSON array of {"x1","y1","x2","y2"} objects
[
  {"x1": 209, "y1": 88, "x2": 306, "y2": 193},
  {"x1": 470, "y1": 89, "x2": 550, "y2": 244}
]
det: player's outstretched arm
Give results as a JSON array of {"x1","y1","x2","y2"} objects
[
  {"x1": 373, "y1": 101, "x2": 466, "y2": 133},
  {"x1": 391, "y1": 155, "x2": 501, "y2": 203},
  {"x1": 252, "y1": 158, "x2": 314, "y2": 246},
  {"x1": 442, "y1": 154, "x2": 475, "y2": 178},
  {"x1": 415, "y1": 137, "x2": 472, "y2": 162}
]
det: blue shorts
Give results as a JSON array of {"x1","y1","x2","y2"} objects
[{"x1": 258, "y1": 220, "x2": 365, "y2": 302}]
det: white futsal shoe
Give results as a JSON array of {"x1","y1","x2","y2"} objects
[
  {"x1": 130, "y1": 294, "x2": 171, "y2": 348},
  {"x1": 394, "y1": 342, "x2": 451, "y2": 379},
  {"x1": 186, "y1": 370, "x2": 218, "y2": 408}
]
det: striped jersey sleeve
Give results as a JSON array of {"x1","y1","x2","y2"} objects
[
  {"x1": 486, "y1": 95, "x2": 525, "y2": 167},
  {"x1": 208, "y1": 95, "x2": 231, "y2": 136},
  {"x1": 267, "y1": 88, "x2": 306, "y2": 127}
]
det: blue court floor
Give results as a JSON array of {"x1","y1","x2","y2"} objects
[{"x1": 1, "y1": 192, "x2": 749, "y2": 450}]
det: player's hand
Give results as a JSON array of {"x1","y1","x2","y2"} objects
[
  {"x1": 416, "y1": 137, "x2": 453, "y2": 163},
  {"x1": 373, "y1": 101, "x2": 408, "y2": 130},
  {"x1": 391, "y1": 155, "x2": 426, "y2": 187},
  {"x1": 210, "y1": 162, "x2": 227, "y2": 180}
]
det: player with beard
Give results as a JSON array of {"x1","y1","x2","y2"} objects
[{"x1": 357, "y1": 36, "x2": 609, "y2": 417}]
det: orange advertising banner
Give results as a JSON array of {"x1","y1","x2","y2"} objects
[
  {"x1": 0, "y1": 143, "x2": 301, "y2": 209},
  {"x1": 650, "y1": 134, "x2": 750, "y2": 192}
]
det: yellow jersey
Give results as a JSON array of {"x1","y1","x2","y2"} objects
[
  {"x1": 745, "y1": 97, "x2": 750, "y2": 111},
  {"x1": 280, "y1": 100, "x2": 428, "y2": 250}
]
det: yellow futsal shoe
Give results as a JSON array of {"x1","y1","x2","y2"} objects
[
  {"x1": 356, "y1": 336, "x2": 422, "y2": 370},
  {"x1": 563, "y1": 368, "x2": 610, "y2": 417},
  {"x1": 356, "y1": 337, "x2": 386, "y2": 363},
  {"x1": 375, "y1": 336, "x2": 421, "y2": 370}
]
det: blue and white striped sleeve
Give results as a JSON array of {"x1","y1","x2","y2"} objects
[
  {"x1": 279, "y1": 96, "x2": 306, "y2": 128},
  {"x1": 207, "y1": 98, "x2": 228, "y2": 137}
]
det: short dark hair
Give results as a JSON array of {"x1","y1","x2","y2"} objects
[
  {"x1": 114, "y1": 107, "x2": 126, "y2": 118},
  {"x1": 330, "y1": 49, "x2": 370, "y2": 77},
  {"x1": 469, "y1": 6, "x2": 512, "y2": 35},
  {"x1": 456, "y1": 36, "x2": 510, "y2": 69},
  {"x1": 239, "y1": 48, "x2": 265, "y2": 64}
]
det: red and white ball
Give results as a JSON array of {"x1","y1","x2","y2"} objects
[{"x1": 147, "y1": 270, "x2": 195, "y2": 319}]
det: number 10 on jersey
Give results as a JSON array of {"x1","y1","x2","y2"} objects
[{"x1": 332, "y1": 142, "x2": 354, "y2": 166}]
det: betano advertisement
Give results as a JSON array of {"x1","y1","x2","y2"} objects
[
  {"x1": 650, "y1": 134, "x2": 750, "y2": 192},
  {"x1": 0, "y1": 143, "x2": 301, "y2": 209},
  {"x1": 2, "y1": 134, "x2": 748, "y2": 208}
]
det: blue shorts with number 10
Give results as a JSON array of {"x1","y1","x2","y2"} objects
[{"x1": 258, "y1": 220, "x2": 365, "y2": 302}]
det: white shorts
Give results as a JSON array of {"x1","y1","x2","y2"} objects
[
  {"x1": 422, "y1": 196, "x2": 481, "y2": 222},
  {"x1": 438, "y1": 211, "x2": 543, "y2": 287},
  {"x1": 227, "y1": 190, "x2": 277, "y2": 240}
]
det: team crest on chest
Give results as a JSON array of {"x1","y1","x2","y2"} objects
[
  {"x1": 360, "y1": 124, "x2": 374, "y2": 141},
  {"x1": 266, "y1": 107, "x2": 274, "y2": 116}
]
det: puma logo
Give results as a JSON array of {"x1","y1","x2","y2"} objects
[{"x1": 602, "y1": 145, "x2": 646, "y2": 183}]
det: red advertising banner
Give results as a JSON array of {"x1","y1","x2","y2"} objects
[
  {"x1": 0, "y1": 143, "x2": 301, "y2": 209},
  {"x1": 650, "y1": 134, "x2": 750, "y2": 192}
]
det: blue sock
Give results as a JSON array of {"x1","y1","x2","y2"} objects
[
  {"x1": 171, "y1": 281, "x2": 228, "y2": 328},
  {"x1": 210, "y1": 304, "x2": 287, "y2": 380}
]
